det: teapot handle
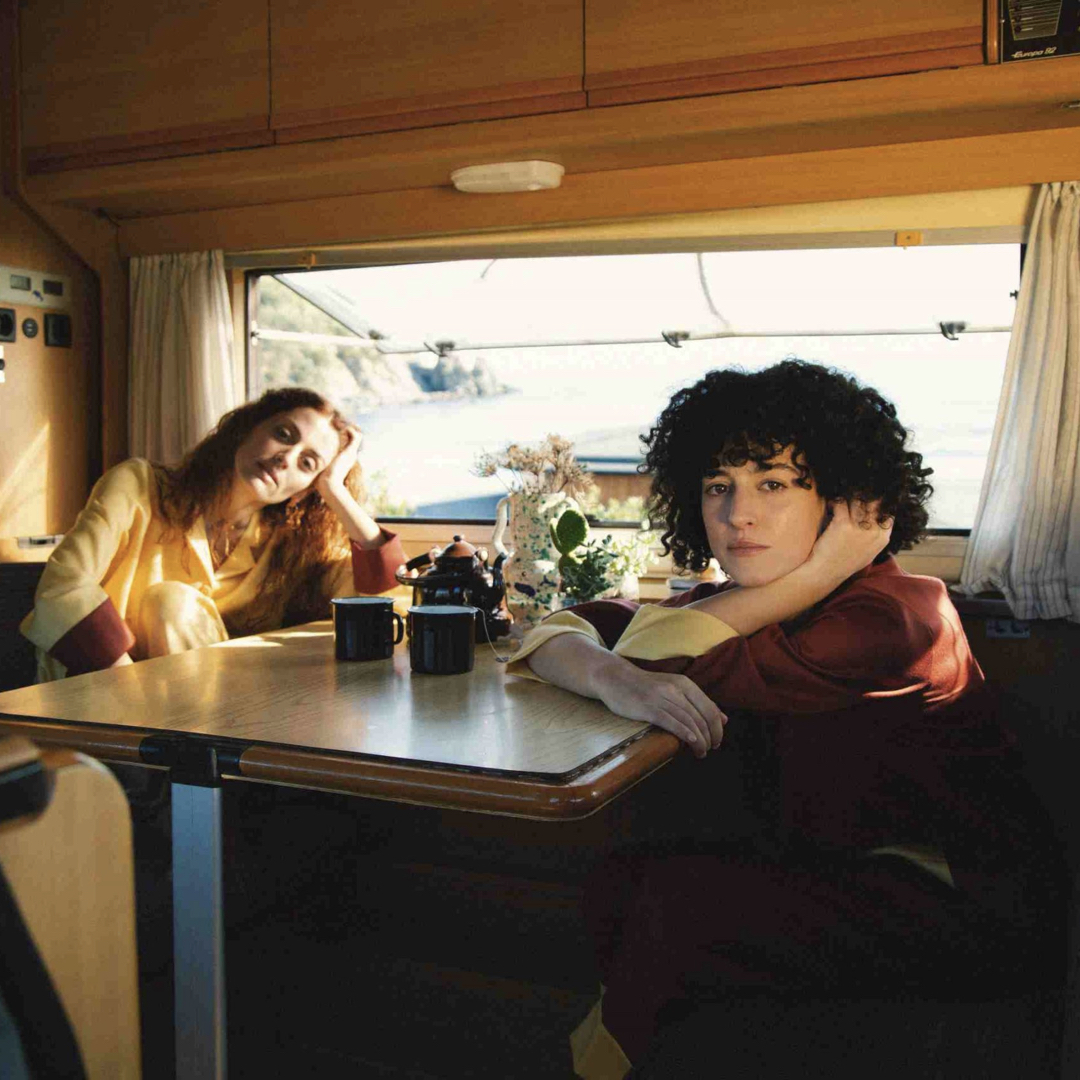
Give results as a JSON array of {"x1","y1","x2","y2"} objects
[{"x1": 492, "y1": 496, "x2": 513, "y2": 560}]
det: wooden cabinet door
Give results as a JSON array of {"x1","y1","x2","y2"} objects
[
  {"x1": 20, "y1": 0, "x2": 271, "y2": 171},
  {"x1": 586, "y1": 0, "x2": 986, "y2": 106},
  {"x1": 270, "y1": 0, "x2": 585, "y2": 143}
]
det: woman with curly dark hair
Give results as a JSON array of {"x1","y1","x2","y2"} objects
[
  {"x1": 509, "y1": 360, "x2": 1062, "y2": 1080},
  {"x1": 22, "y1": 387, "x2": 405, "y2": 680}
]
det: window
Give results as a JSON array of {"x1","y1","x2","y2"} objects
[{"x1": 249, "y1": 244, "x2": 1017, "y2": 529}]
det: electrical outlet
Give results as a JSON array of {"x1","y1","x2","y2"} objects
[
  {"x1": 0, "y1": 307, "x2": 14, "y2": 342},
  {"x1": 986, "y1": 618, "x2": 1030, "y2": 639}
]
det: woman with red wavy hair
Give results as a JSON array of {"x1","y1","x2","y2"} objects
[{"x1": 22, "y1": 387, "x2": 405, "y2": 680}]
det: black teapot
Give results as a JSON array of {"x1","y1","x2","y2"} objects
[{"x1": 395, "y1": 535, "x2": 512, "y2": 642}]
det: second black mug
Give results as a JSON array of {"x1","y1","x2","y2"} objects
[{"x1": 408, "y1": 605, "x2": 476, "y2": 675}]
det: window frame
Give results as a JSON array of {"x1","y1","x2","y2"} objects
[{"x1": 241, "y1": 232, "x2": 1021, "y2": 581}]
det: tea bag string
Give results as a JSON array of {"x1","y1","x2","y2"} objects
[{"x1": 480, "y1": 610, "x2": 514, "y2": 664}]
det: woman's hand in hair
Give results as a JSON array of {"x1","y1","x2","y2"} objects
[
  {"x1": 315, "y1": 424, "x2": 362, "y2": 499},
  {"x1": 808, "y1": 499, "x2": 893, "y2": 582},
  {"x1": 312, "y1": 424, "x2": 383, "y2": 547}
]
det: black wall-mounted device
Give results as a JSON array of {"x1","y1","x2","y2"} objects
[
  {"x1": 44, "y1": 313, "x2": 72, "y2": 348},
  {"x1": 1002, "y1": 0, "x2": 1080, "y2": 61}
]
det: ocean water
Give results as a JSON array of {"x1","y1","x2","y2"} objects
[{"x1": 353, "y1": 334, "x2": 1008, "y2": 528}]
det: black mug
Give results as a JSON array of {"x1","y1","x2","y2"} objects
[
  {"x1": 331, "y1": 597, "x2": 404, "y2": 661},
  {"x1": 408, "y1": 605, "x2": 476, "y2": 675}
]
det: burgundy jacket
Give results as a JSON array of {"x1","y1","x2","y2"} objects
[{"x1": 569, "y1": 558, "x2": 1046, "y2": 873}]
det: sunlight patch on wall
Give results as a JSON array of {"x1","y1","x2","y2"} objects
[{"x1": 0, "y1": 422, "x2": 50, "y2": 537}]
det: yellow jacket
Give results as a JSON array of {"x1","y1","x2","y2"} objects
[{"x1": 21, "y1": 458, "x2": 404, "y2": 680}]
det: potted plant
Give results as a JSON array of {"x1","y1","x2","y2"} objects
[{"x1": 551, "y1": 508, "x2": 655, "y2": 605}]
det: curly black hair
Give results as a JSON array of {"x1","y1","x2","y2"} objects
[{"x1": 642, "y1": 359, "x2": 934, "y2": 571}]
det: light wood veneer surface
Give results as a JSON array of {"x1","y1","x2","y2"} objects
[
  {"x1": 0, "y1": 621, "x2": 649, "y2": 779},
  {"x1": 0, "y1": 749, "x2": 141, "y2": 1079}
]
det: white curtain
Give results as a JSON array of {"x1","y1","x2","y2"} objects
[
  {"x1": 959, "y1": 182, "x2": 1080, "y2": 622},
  {"x1": 129, "y1": 250, "x2": 238, "y2": 464}
]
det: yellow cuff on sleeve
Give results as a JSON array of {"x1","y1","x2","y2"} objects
[
  {"x1": 504, "y1": 610, "x2": 605, "y2": 681},
  {"x1": 569, "y1": 994, "x2": 632, "y2": 1080},
  {"x1": 612, "y1": 603, "x2": 738, "y2": 661},
  {"x1": 869, "y1": 845, "x2": 955, "y2": 888}
]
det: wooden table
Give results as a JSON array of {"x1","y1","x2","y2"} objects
[{"x1": 0, "y1": 621, "x2": 677, "y2": 1080}]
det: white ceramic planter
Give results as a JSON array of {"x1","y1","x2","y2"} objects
[{"x1": 493, "y1": 490, "x2": 579, "y2": 634}]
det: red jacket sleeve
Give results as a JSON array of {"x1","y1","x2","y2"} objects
[
  {"x1": 49, "y1": 598, "x2": 137, "y2": 675},
  {"x1": 632, "y1": 587, "x2": 937, "y2": 714},
  {"x1": 350, "y1": 529, "x2": 407, "y2": 594}
]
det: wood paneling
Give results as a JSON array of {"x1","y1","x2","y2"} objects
[
  {"x1": 27, "y1": 128, "x2": 274, "y2": 176},
  {"x1": 19, "y1": 0, "x2": 269, "y2": 167},
  {"x1": 270, "y1": 0, "x2": 584, "y2": 139},
  {"x1": 0, "y1": 17, "x2": 99, "y2": 536},
  {"x1": 273, "y1": 90, "x2": 586, "y2": 145},
  {"x1": 587, "y1": 44, "x2": 984, "y2": 108},
  {"x1": 24, "y1": 56, "x2": 1080, "y2": 223},
  {"x1": 586, "y1": 0, "x2": 985, "y2": 104},
  {"x1": 113, "y1": 124, "x2": 1080, "y2": 257}
]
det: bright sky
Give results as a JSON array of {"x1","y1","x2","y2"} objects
[{"x1": 281, "y1": 245, "x2": 1018, "y2": 348}]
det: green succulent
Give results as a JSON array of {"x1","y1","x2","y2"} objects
[{"x1": 550, "y1": 508, "x2": 590, "y2": 572}]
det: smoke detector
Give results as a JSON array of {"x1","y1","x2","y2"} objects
[{"x1": 449, "y1": 160, "x2": 564, "y2": 194}]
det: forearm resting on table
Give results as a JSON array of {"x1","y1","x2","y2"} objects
[
  {"x1": 689, "y1": 559, "x2": 849, "y2": 636},
  {"x1": 524, "y1": 632, "x2": 636, "y2": 699},
  {"x1": 523, "y1": 618, "x2": 727, "y2": 754}
]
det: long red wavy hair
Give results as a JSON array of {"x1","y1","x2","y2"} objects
[{"x1": 156, "y1": 387, "x2": 365, "y2": 632}]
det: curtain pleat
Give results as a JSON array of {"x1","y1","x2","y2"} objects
[
  {"x1": 128, "y1": 250, "x2": 237, "y2": 465},
  {"x1": 959, "y1": 182, "x2": 1080, "y2": 623}
]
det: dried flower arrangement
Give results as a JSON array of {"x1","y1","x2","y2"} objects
[{"x1": 473, "y1": 434, "x2": 592, "y2": 495}]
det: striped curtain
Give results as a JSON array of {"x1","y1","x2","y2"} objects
[
  {"x1": 959, "y1": 182, "x2": 1080, "y2": 622},
  {"x1": 128, "y1": 250, "x2": 238, "y2": 465}
]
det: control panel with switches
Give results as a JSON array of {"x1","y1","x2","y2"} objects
[{"x1": 0, "y1": 264, "x2": 71, "y2": 309}]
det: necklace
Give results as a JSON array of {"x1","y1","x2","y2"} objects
[{"x1": 207, "y1": 516, "x2": 251, "y2": 568}]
